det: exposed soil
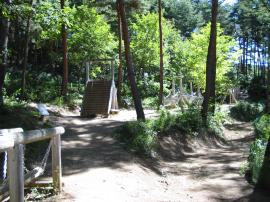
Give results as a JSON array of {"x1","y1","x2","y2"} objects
[{"x1": 44, "y1": 109, "x2": 270, "y2": 202}]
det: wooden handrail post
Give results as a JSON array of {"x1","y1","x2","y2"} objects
[
  {"x1": 52, "y1": 134, "x2": 62, "y2": 193},
  {"x1": 8, "y1": 144, "x2": 24, "y2": 202}
]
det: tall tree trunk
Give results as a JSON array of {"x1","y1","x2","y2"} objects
[
  {"x1": 245, "y1": 37, "x2": 249, "y2": 76},
  {"x1": 158, "y1": 0, "x2": 164, "y2": 106},
  {"x1": 117, "y1": 0, "x2": 145, "y2": 121},
  {"x1": 61, "y1": 0, "x2": 68, "y2": 96},
  {"x1": 253, "y1": 41, "x2": 257, "y2": 77},
  {"x1": 116, "y1": 1, "x2": 123, "y2": 107},
  {"x1": 265, "y1": 36, "x2": 270, "y2": 114},
  {"x1": 21, "y1": 0, "x2": 33, "y2": 98},
  {"x1": 242, "y1": 37, "x2": 246, "y2": 74},
  {"x1": 0, "y1": 0, "x2": 11, "y2": 106},
  {"x1": 201, "y1": 0, "x2": 218, "y2": 124}
]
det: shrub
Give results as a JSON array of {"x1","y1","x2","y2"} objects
[
  {"x1": 207, "y1": 107, "x2": 227, "y2": 137},
  {"x1": 143, "y1": 97, "x2": 158, "y2": 109},
  {"x1": 153, "y1": 110, "x2": 176, "y2": 133},
  {"x1": 115, "y1": 121, "x2": 157, "y2": 156},
  {"x1": 254, "y1": 115, "x2": 270, "y2": 141},
  {"x1": 175, "y1": 104, "x2": 202, "y2": 135},
  {"x1": 248, "y1": 139, "x2": 267, "y2": 184},
  {"x1": 247, "y1": 114, "x2": 270, "y2": 184},
  {"x1": 116, "y1": 105, "x2": 226, "y2": 156},
  {"x1": 230, "y1": 101, "x2": 264, "y2": 121}
]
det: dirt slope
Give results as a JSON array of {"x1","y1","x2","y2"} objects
[{"x1": 46, "y1": 110, "x2": 270, "y2": 202}]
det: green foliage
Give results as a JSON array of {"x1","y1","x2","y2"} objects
[
  {"x1": 142, "y1": 97, "x2": 158, "y2": 109},
  {"x1": 115, "y1": 120, "x2": 157, "y2": 156},
  {"x1": 230, "y1": 101, "x2": 264, "y2": 122},
  {"x1": 175, "y1": 104, "x2": 202, "y2": 135},
  {"x1": 246, "y1": 114, "x2": 270, "y2": 184},
  {"x1": 164, "y1": 0, "x2": 202, "y2": 37},
  {"x1": 153, "y1": 110, "x2": 176, "y2": 134},
  {"x1": 183, "y1": 23, "x2": 239, "y2": 96},
  {"x1": 207, "y1": 107, "x2": 228, "y2": 137},
  {"x1": 130, "y1": 12, "x2": 183, "y2": 98},
  {"x1": 248, "y1": 139, "x2": 267, "y2": 184},
  {"x1": 254, "y1": 115, "x2": 270, "y2": 142},
  {"x1": 68, "y1": 5, "x2": 116, "y2": 63},
  {"x1": 116, "y1": 105, "x2": 226, "y2": 156}
]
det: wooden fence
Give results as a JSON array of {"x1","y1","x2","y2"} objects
[{"x1": 0, "y1": 127, "x2": 65, "y2": 202}]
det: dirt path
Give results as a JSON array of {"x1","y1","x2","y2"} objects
[{"x1": 47, "y1": 110, "x2": 270, "y2": 202}]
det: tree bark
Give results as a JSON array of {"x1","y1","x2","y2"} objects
[
  {"x1": 242, "y1": 37, "x2": 246, "y2": 74},
  {"x1": 21, "y1": 0, "x2": 33, "y2": 98},
  {"x1": 245, "y1": 37, "x2": 249, "y2": 76},
  {"x1": 117, "y1": 0, "x2": 145, "y2": 121},
  {"x1": 61, "y1": 0, "x2": 68, "y2": 96},
  {"x1": 116, "y1": 1, "x2": 123, "y2": 107},
  {"x1": 158, "y1": 0, "x2": 164, "y2": 106},
  {"x1": 201, "y1": 0, "x2": 218, "y2": 124},
  {"x1": 265, "y1": 36, "x2": 270, "y2": 114},
  {"x1": 0, "y1": 0, "x2": 11, "y2": 106}
]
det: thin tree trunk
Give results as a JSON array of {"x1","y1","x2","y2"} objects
[
  {"x1": 242, "y1": 37, "x2": 246, "y2": 74},
  {"x1": 245, "y1": 37, "x2": 249, "y2": 76},
  {"x1": 158, "y1": 0, "x2": 164, "y2": 106},
  {"x1": 202, "y1": 0, "x2": 218, "y2": 124},
  {"x1": 61, "y1": 0, "x2": 68, "y2": 96},
  {"x1": 116, "y1": 1, "x2": 123, "y2": 107},
  {"x1": 253, "y1": 41, "x2": 257, "y2": 77},
  {"x1": 117, "y1": 0, "x2": 145, "y2": 120},
  {"x1": 21, "y1": 0, "x2": 33, "y2": 98},
  {"x1": 0, "y1": 0, "x2": 11, "y2": 106}
]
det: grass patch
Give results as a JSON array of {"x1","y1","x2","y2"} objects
[
  {"x1": 115, "y1": 104, "x2": 227, "y2": 156},
  {"x1": 230, "y1": 101, "x2": 264, "y2": 122}
]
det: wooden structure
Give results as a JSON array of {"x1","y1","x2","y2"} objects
[
  {"x1": 81, "y1": 58, "x2": 119, "y2": 117},
  {"x1": 0, "y1": 127, "x2": 65, "y2": 202}
]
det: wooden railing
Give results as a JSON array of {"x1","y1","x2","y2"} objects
[{"x1": 0, "y1": 127, "x2": 65, "y2": 202}]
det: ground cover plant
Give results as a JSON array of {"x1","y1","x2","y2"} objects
[
  {"x1": 115, "y1": 104, "x2": 227, "y2": 156},
  {"x1": 230, "y1": 101, "x2": 264, "y2": 122},
  {"x1": 246, "y1": 115, "x2": 270, "y2": 184}
]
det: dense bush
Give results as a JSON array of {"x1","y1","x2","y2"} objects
[
  {"x1": 254, "y1": 115, "x2": 270, "y2": 141},
  {"x1": 230, "y1": 101, "x2": 264, "y2": 121},
  {"x1": 142, "y1": 97, "x2": 159, "y2": 109},
  {"x1": 116, "y1": 105, "x2": 226, "y2": 156},
  {"x1": 175, "y1": 104, "x2": 203, "y2": 135},
  {"x1": 248, "y1": 139, "x2": 267, "y2": 184},
  {"x1": 247, "y1": 115, "x2": 270, "y2": 184},
  {"x1": 115, "y1": 121, "x2": 157, "y2": 156},
  {"x1": 153, "y1": 110, "x2": 176, "y2": 133},
  {"x1": 207, "y1": 107, "x2": 228, "y2": 136}
]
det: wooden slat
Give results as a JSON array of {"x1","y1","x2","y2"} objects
[
  {"x1": 81, "y1": 80, "x2": 112, "y2": 116},
  {"x1": 0, "y1": 167, "x2": 44, "y2": 200},
  {"x1": 0, "y1": 127, "x2": 65, "y2": 152},
  {"x1": 52, "y1": 134, "x2": 62, "y2": 193},
  {"x1": 8, "y1": 144, "x2": 24, "y2": 202}
]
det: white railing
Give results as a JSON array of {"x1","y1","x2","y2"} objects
[{"x1": 0, "y1": 127, "x2": 65, "y2": 202}]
